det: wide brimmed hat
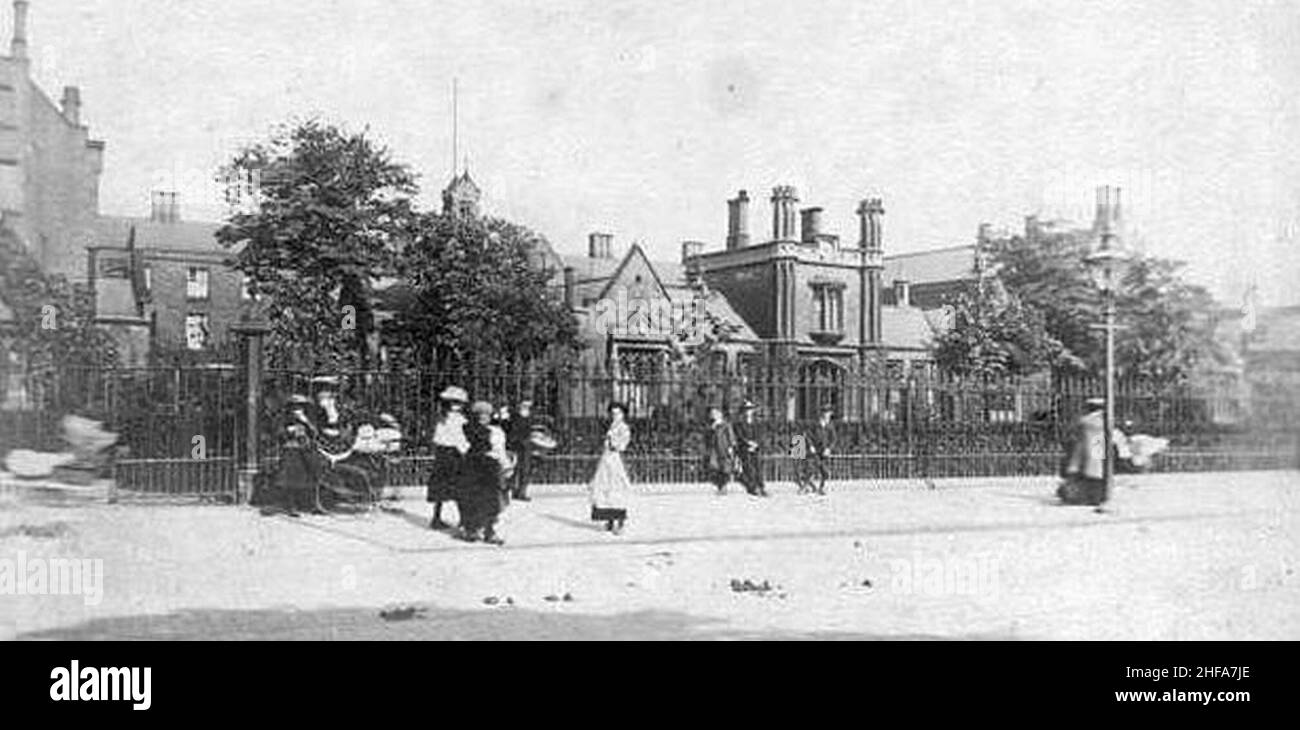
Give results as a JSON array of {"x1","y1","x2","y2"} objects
[
  {"x1": 310, "y1": 375, "x2": 341, "y2": 391},
  {"x1": 1085, "y1": 397, "x2": 1106, "y2": 407},
  {"x1": 288, "y1": 394, "x2": 313, "y2": 405},
  {"x1": 740, "y1": 400, "x2": 757, "y2": 411},
  {"x1": 470, "y1": 400, "x2": 494, "y2": 416},
  {"x1": 379, "y1": 413, "x2": 399, "y2": 426},
  {"x1": 439, "y1": 386, "x2": 469, "y2": 403},
  {"x1": 820, "y1": 404, "x2": 835, "y2": 413}
]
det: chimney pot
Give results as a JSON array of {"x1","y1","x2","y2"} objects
[
  {"x1": 893, "y1": 279, "x2": 910, "y2": 307},
  {"x1": 11, "y1": 1, "x2": 28, "y2": 60},
  {"x1": 588, "y1": 232, "x2": 613, "y2": 260},
  {"x1": 727, "y1": 190, "x2": 751, "y2": 249},
  {"x1": 800, "y1": 207, "x2": 824, "y2": 244},
  {"x1": 562, "y1": 266, "x2": 576, "y2": 309},
  {"x1": 771, "y1": 185, "x2": 799, "y2": 241},
  {"x1": 150, "y1": 190, "x2": 180, "y2": 223},
  {"x1": 61, "y1": 86, "x2": 81, "y2": 125},
  {"x1": 857, "y1": 197, "x2": 885, "y2": 251}
]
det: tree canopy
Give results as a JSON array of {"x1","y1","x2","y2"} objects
[
  {"x1": 935, "y1": 225, "x2": 1225, "y2": 381},
  {"x1": 216, "y1": 118, "x2": 577, "y2": 369},
  {"x1": 383, "y1": 212, "x2": 578, "y2": 367},
  {"x1": 0, "y1": 224, "x2": 118, "y2": 372}
]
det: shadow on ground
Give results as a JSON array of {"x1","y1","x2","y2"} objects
[{"x1": 16, "y1": 604, "x2": 1006, "y2": 641}]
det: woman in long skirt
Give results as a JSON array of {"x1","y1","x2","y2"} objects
[{"x1": 589, "y1": 402, "x2": 633, "y2": 534}]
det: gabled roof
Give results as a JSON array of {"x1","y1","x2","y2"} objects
[{"x1": 594, "y1": 243, "x2": 670, "y2": 302}]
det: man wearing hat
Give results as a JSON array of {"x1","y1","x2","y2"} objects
[
  {"x1": 804, "y1": 405, "x2": 836, "y2": 496},
  {"x1": 428, "y1": 386, "x2": 470, "y2": 530},
  {"x1": 732, "y1": 401, "x2": 768, "y2": 497},
  {"x1": 1060, "y1": 397, "x2": 1107, "y2": 507}
]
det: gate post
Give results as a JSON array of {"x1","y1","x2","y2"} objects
[{"x1": 232, "y1": 318, "x2": 271, "y2": 504}]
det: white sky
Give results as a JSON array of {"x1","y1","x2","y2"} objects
[{"x1": 14, "y1": 0, "x2": 1300, "y2": 306}]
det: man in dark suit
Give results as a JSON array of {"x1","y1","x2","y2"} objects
[
  {"x1": 703, "y1": 405, "x2": 737, "y2": 495},
  {"x1": 732, "y1": 401, "x2": 767, "y2": 497},
  {"x1": 805, "y1": 405, "x2": 836, "y2": 495}
]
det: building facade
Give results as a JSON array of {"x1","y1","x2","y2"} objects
[{"x1": 0, "y1": 1, "x2": 104, "y2": 283}]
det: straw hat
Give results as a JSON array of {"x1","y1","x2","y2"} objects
[
  {"x1": 439, "y1": 386, "x2": 469, "y2": 403},
  {"x1": 470, "y1": 400, "x2": 494, "y2": 416}
]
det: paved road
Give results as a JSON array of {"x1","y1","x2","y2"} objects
[{"x1": 2, "y1": 471, "x2": 1296, "y2": 640}]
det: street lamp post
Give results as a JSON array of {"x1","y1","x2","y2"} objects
[{"x1": 1085, "y1": 185, "x2": 1130, "y2": 507}]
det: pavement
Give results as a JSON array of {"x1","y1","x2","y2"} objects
[{"x1": 0, "y1": 470, "x2": 1296, "y2": 640}]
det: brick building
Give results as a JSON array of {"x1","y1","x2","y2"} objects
[
  {"x1": 88, "y1": 193, "x2": 246, "y2": 362},
  {"x1": 0, "y1": 0, "x2": 104, "y2": 281}
]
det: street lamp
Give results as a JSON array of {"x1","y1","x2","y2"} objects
[{"x1": 1083, "y1": 185, "x2": 1132, "y2": 508}]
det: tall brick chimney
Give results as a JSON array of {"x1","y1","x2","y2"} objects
[
  {"x1": 10, "y1": 1, "x2": 27, "y2": 60},
  {"x1": 726, "y1": 190, "x2": 750, "y2": 250},
  {"x1": 588, "y1": 232, "x2": 613, "y2": 260},
  {"x1": 150, "y1": 191, "x2": 180, "y2": 223},
  {"x1": 771, "y1": 186, "x2": 799, "y2": 241},
  {"x1": 61, "y1": 86, "x2": 81, "y2": 125},
  {"x1": 800, "y1": 207, "x2": 823, "y2": 244}
]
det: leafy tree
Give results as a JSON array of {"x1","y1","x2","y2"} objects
[
  {"x1": 215, "y1": 119, "x2": 418, "y2": 369},
  {"x1": 0, "y1": 224, "x2": 118, "y2": 372},
  {"x1": 948, "y1": 226, "x2": 1225, "y2": 381},
  {"x1": 383, "y1": 212, "x2": 578, "y2": 367},
  {"x1": 933, "y1": 275, "x2": 1069, "y2": 376}
]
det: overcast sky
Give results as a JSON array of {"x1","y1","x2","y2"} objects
[{"x1": 14, "y1": 0, "x2": 1299, "y2": 306}]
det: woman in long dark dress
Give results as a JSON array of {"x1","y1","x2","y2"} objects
[{"x1": 460, "y1": 401, "x2": 506, "y2": 545}]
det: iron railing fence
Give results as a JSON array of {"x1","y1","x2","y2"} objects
[
  {"x1": 1, "y1": 361, "x2": 1296, "y2": 497},
  {"x1": 0, "y1": 365, "x2": 243, "y2": 498}
]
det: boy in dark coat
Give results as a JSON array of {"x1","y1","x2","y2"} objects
[
  {"x1": 703, "y1": 406, "x2": 738, "y2": 495},
  {"x1": 804, "y1": 406, "x2": 836, "y2": 495},
  {"x1": 732, "y1": 401, "x2": 767, "y2": 497}
]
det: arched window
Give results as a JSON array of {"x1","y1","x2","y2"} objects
[{"x1": 797, "y1": 360, "x2": 845, "y2": 421}]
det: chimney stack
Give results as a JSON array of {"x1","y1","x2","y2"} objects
[
  {"x1": 857, "y1": 197, "x2": 884, "y2": 252},
  {"x1": 588, "y1": 232, "x2": 613, "y2": 260},
  {"x1": 726, "y1": 190, "x2": 750, "y2": 249},
  {"x1": 893, "y1": 279, "x2": 910, "y2": 307},
  {"x1": 11, "y1": 1, "x2": 27, "y2": 60},
  {"x1": 562, "y1": 266, "x2": 576, "y2": 309},
  {"x1": 1093, "y1": 185, "x2": 1122, "y2": 237},
  {"x1": 977, "y1": 222, "x2": 993, "y2": 245},
  {"x1": 771, "y1": 186, "x2": 799, "y2": 241},
  {"x1": 681, "y1": 240, "x2": 704, "y2": 263},
  {"x1": 800, "y1": 207, "x2": 824, "y2": 244},
  {"x1": 61, "y1": 86, "x2": 81, "y2": 125},
  {"x1": 150, "y1": 190, "x2": 180, "y2": 223}
]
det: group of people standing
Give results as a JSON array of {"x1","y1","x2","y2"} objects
[
  {"x1": 703, "y1": 400, "x2": 837, "y2": 497},
  {"x1": 425, "y1": 386, "x2": 545, "y2": 545}
]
